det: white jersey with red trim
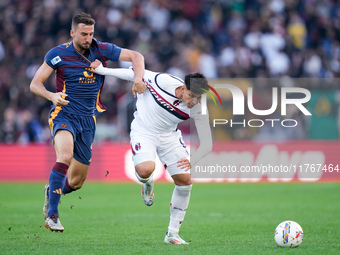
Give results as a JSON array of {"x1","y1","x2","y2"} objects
[{"x1": 133, "y1": 70, "x2": 198, "y2": 134}]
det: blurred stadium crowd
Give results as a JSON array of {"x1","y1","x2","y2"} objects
[{"x1": 0, "y1": 0, "x2": 339, "y2": 143}]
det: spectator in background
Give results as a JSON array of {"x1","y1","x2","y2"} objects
[
  {"x1": 1, "y1": 107, "x2": 19, "y2": 143},
  {"x1": 288, "y1": 12, "x2": 307, "y2": 50}
]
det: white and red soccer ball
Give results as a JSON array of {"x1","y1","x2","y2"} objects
[{"x1": 274, "y1": 220, "x2": 304, "y2": 248}]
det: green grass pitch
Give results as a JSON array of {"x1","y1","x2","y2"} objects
[{"x1": 1, "y1": 182, "x2": 339, "y2": 254}]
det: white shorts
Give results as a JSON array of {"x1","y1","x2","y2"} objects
[{"x1": 130, "y1": 126, "x2": 190, "y2": 176}]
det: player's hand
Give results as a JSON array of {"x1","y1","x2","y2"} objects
[
  {"x1": 132, "y1": 79, "x2": 147, "y2": 98},
  {"x1": 177, "y1": 157, "x2": 191, "y2": 172},
  {"x1": 50, "y1": 92, "x2": 69, "y2": 106},
  {"x1": 90, "y1": 59, "x2": 102, "y2": 73}
]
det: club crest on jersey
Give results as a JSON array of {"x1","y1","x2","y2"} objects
[
  {"x1": 173, "y1": 100, "x2": 181, "y2": 106},
  {"x1": 135, "y1": 143, "x2": 141, "y2": 151},
  {"x1": 51, "y1": 56, "x2": 61, "y2": 65}
]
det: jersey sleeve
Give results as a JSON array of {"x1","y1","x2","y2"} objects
[
  {"x1": 44, "y1": 48, "x2": 62, "y2": 70},
  {"x1": 95, "y1": 65, "x2": 135, "y2": 81},
  {"x1": 97, "y1": 42, "x2": 122, "y2": 61},
  {"x1": 95, "y1": 65, "x2": 160, "y2": 83},
  {"x1": 190, "y1": 104, "x2": 213, "y2": 167}
]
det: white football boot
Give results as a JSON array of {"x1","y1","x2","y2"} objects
[
  {"x1": 141, "y1": 179, "x2": 154, "y2": 206},
  {"x1": 164, "y1": 231, "x2": 189, "y2": 244},
  {"x1": 42, "y1": 184, "x2": 49, "y2": 219},
  {"x1": 45, "y1": 214, "x2": 64, "y2": 232}
]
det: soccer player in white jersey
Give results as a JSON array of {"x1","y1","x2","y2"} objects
[{"x1": 90, "y1": 60, "x2": 212, "y2": 244}]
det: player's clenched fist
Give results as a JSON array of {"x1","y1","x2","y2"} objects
[
  {"x1": 90, "y1": 59, "x2": 101, "y2": 73},
  {"x1": 132, "y1": 79, "x2": 146, "y2": 98}
]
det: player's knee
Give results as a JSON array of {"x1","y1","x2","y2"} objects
[
  {"x1": 135, "y1": 166, "x2": 153, "y2": 179},
  {"x1": 135, "y1": 162, "x2": 155, "y2": 179},
  {"x1": 136, "y1": 169, "x2": 153, "y2": 179},
  {"x1": 173, "y1": 174, "x2": 192, "y2": 186}
]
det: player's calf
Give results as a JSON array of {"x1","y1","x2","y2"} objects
[{"x1": 43, "y1": 184, "x2": 49, "y2": 219}]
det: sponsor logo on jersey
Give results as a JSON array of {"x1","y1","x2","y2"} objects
[
  {"x1": 61, "y1": 123, "x2": 68, "y2": 128},
  {"x1": 83, "y1": 70, "x2": 94, "y2": 78},
  {"x1": 144, "y1": 79, "x2": 189, "y2": 120},
  {"x1": 79, "y1": 68, "x2": 95, "y2": 83},
  {"x1": 148, "y1": 84, "x2": 177, "y2": 111},
  {"x1": 51, "y1": 56, "x2": 61, "y2": 65}
]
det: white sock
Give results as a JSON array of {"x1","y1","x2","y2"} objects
[
  {"x1": 168, "y1": 184, "x2": 192, "y2": 234},
  {"x1": 135, "y1": 171, "x2": 153, "y2": 184}
]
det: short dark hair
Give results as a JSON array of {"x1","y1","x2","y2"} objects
[
  {"x1": 72, "y1": 12, "x2": 95, "y2": 30},
  {"x1": 184, "y1": 73, "x2": 208, "y2": 95}
]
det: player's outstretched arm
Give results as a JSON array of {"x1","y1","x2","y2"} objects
[
  {"x1": 30, "y1": 62, "x2": 69, "y2": 106},
  {"x1": 119, "y1": 49, "x2": 146, "y2": 98},
  {"x1": 90, "y1": 60, "x2": 136, "y2": 81}
]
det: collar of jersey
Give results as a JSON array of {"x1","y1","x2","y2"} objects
[{"x1": 72, "y1": 43, "x2": 91, "y2": 63}]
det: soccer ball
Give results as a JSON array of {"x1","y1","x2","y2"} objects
[{"x1": 274, "y1": 220, "x2": 303, "y2": 247}]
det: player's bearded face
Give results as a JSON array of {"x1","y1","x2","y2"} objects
[{"x1": 72, "y1": 24, "x2": 94, "y2": 52}]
